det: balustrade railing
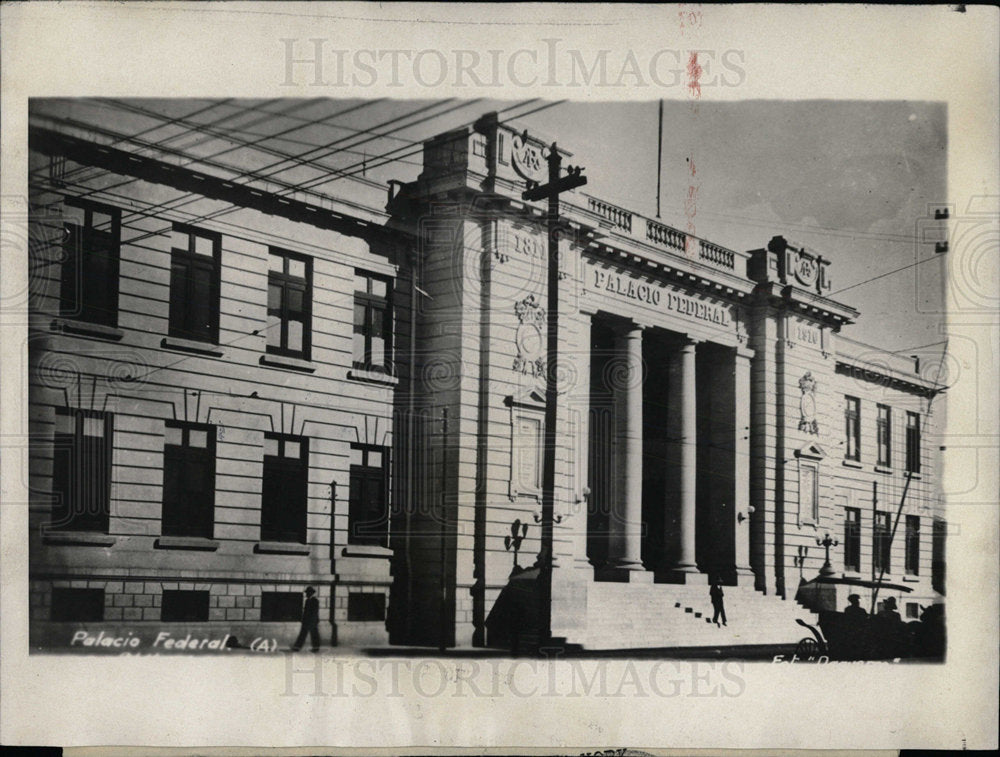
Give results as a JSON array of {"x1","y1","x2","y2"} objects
[
  {"x1": 645, "y1": 219, "x2": 686, "y2": 252},
  {"x1": 577, "y1": 195, "x2": 742, "y2": 275},
  {"x1": 698, "y1": 240, "x2": 736, "y2": 270},
  {"x1": 587, "y1": 196, "x2": 633, "y2": 233}
]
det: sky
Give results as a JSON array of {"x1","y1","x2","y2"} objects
[{"x1": 33, "y1": 97, "x2": 949, "y2": 358}]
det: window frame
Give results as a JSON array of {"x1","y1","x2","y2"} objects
[
  {"x1": 347, "y1": 443, "x2": 390, "y2": 547},
  {"x1": 266, "y1": 249, "x2": 312, "y2": 360},
  {"x1": 905, "y1": 411, "x2": 922, "y2": 474},
  {"x1": 168, "y1": 223, "x2": 222, "y2": 344},
  {"x1": 843, "y1": 506, "x2": 861, "y2": 573},
  {"x1": 876, "y1": 403, "x2": 892, "y2": 467},
  {"x1": 844, "y1": 396, "x2": 860, "y2": 462},
  {"x1": 932, "y1": 518, "x2": 946, "y2": 595},
  {"x1": 60, "y1": 198, "x2": 121, "y2": 327},
  {"x1": 161, "y1": 420, "x2": 217, "y2": 539},
  {"x1": 905, "y1": 514, "x2": 920, "y2": 576},
  {"x1": 352, "y1": 270, "x2": 393, "y2": 373},
  {"x1": 260, "y1": 432, "x2": 310, "y2": 544},
  {"x1": 873, "y1": 510, "x2": 892, "y2": 574},
  {"x1": 50, "y1": 587, "x2": 105, "y2": 622},
  {"x1": 160, "y1": 589, "x2": 210, "y2": 622},
  {"x1": 260, "y1": 591, "x2": 304, "y2": 622},
  {"x1": 51, "y1": 407, "x2": 113, "y2": 533}
]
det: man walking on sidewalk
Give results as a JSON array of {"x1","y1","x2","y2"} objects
[
  {"x1": 292, "y1": 586, "x2": 320, "y2": 652},
  {"x1": 710, "y1": 579, "x2": 728, "y2": 627}
]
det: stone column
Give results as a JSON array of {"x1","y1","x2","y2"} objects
[
  {"x1": 619, "y1": 322, "x2": 645, "y2": 571},
  {"x1": 734, "y1": 346, "x2": 756, "y2": 584},
  {"x1": 571, "y1": 309, "x2": 595, "y2": 569},
  {"x1": 672, "y1": 335, "x2": 704, "y2": 582}
]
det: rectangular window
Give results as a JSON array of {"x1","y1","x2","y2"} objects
[
  {"x1": 874, "y1": 511, "x2": 892, "y2": 574},
  {"x1": 905, "y1": 602, "x2": 920, "y2": 620},
  {"x1": 932, "y1": 518, "x2": 946, "y2": 595},
  {"x1": 261, "y1": 433, "x2": 309, "y2": 543},
  {"x1": 348, "y1": 592, "x2": 386, "y2": 622},
  {"x1": 161, "y1": 421, "x2": 216, "y2": 538},
  {"x1": 844, "y1": 507, "x2": 861, "y2": 572},
  {"x1": 905, "y1": 515, "x2": 921, "y2": 575},
  {"x1": 260, "y1": 592, "x2": 304, "y2": 622},
  {"x1": 876, "y1": 404, "x2": 892, "y2": 467},
  {"x1": 60, "y1": 199, "x2": 121, "y2": 327},
  {"x1": 348, "y1": 444, "x2": 389, "y2": 546},
  {"x1": 51, "y1": 409, "x2": 112, "y2": 533},
  {"x1": 267, "y1": 250, "x2": 311, "y2": 359},
  {"x1": 352, "y1": 270, "x2": 392, "y2": 372},
  {"x1": 168, "y1": 224, "x2": 221, "y2": 343},
  {"x1": 51, "y1": 587, "x2": 105, "y2": 622},
  {"x1": 906, "y1": 411, "x2": 921, "y2": 473},
  {"x1": 799, "y1": 462, "x2": 819, "y2": 524},
  {"x1": 161, "y1": 590, "x2": 210, "y2": 622},
  {"x1": 844, "y1": 396, "x2": 860, "y2": 461}
]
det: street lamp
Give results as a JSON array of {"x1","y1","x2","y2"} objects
[{"x1": 816, "y1": 533, "x2": 839, "y2": 577}]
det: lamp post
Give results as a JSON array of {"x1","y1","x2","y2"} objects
[
  {"x1": 521, "y1": 140, "x2": 586, "y2": 647},
  {"x1": 816, "y1": 533, "x2": 839, "y2": 577}
]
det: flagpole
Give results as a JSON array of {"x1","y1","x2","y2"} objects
[{"x1": 656, "y1": 99, "x2": 664, "y2": 219}]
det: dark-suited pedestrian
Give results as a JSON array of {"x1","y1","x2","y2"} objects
[
  {"x1": 291, "y1": 586, "x2": 320, "y2": 652},
  {"x1": 710, "y1": 580, "x2": 727, "y2": 627},
  {"x1": 844, "y1": 593, "x2": 867, "y2": 619}
]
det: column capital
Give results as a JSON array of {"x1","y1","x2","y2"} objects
[
  {"x1": 678, "y1": 334, "x2": 703, "y2": 350},
  {"x1": 736, "y1": 345, "x2": 755, "y2": 360},
  {"x1": 579, "y1": 303, "x2": 599, "y2": 316}
]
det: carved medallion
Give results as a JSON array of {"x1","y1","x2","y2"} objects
[
  {"x1": 513, "y1": 294, "x2": 546, "y2": 378},
  {"x1": 511, "y1": 131, "x2": 546, "y2": 184}
]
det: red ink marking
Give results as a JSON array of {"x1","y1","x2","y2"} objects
[
  {"x1": 677, "y1": 5, "x2": 703, "y2": 36},
  {"x1": 684, "y1": 158, "x2": 699, "y2": 247},
  {"x1": 687, "y1": 52, "x2": 703, "y2": 98}
]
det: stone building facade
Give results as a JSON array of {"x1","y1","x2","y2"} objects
[{"x1": 25, "y1": 104, "x2": 945, "y2": 651}]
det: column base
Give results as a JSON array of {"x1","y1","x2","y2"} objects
[
  {"x1": 594, "y1": 563, "x2": 653, "y2": 583},
  {"x1": 655, "y1": 568, "x2": 708, "y2": 585},
  {"x1": 734, "y1": 568, "x2": 756, "y2": 586}
]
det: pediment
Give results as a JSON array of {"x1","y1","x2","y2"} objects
[
  {"x1": 795, "y1": 442, "x2": 827, "y2": 461},
  {"x1": 504, "y1": 388, "x2": 546, "y2": 409}
]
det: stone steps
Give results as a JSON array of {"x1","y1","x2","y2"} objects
[{"x1": 565, "y1": 581, "x2": 819, "y2": 650}]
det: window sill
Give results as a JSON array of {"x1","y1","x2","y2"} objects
[
  {"x1": 51, "y1": 318, "x2": 124, "y2": 341},
  {"x1": 42, "y1": 531, "x2": 116, "y2": 547},
  {"x1": 347, "y1": 368, "x2": 399, "y2": 386},
  {"x1": 902, "y1": 574, "x2": 920, "y2": 583},
  {"x1": 841, "y1": 571, "x2": 863, "y2": 580},
  {"x1": 904, "y1": 471, "x2": 922, "y2": 480},
  {"x1": 154, "y1": 536, "x2": 220, "y2": 551},
  {"x1": 342, "y1": 545, "x2": 393, "y2": 559},
  {"x1": 874, "y1": 464, "x2": 893, "y2": 474},
  {"x1": 259, "y1": 354, "x2": 316, "y2": 373},
  {"x1": 842, "y1": 459, "x2": 863, "y2": 469},
  {"x1": 161, "y1": 336, "x2": 224, "y2": 357},
  {"x1": 254, "y1": 541, "x2": 310, "y2": 555}
]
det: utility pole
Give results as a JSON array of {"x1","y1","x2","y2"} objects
[
  {"x1": 522, "y1": 141, "x2": 586, "y2": 647},
  {"x1": 870, "y1": 471, "x2": 914, "y2": 615}
]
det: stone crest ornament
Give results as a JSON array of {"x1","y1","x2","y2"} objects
[
  {"x1": 513, "y1": 294, "x2": 546, "y2": 378},
  {"x1": 798, "y1": 371, "x2": 819, "y2": 435},
  {"x1": 510, "y1": 130, "x2": 546, "y2": 184}
]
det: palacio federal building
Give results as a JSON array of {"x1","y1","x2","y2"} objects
[{"x1": 25, "y1": 101, "x2": 946, "y2": 652}]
